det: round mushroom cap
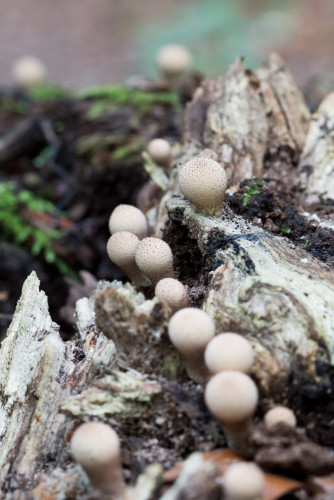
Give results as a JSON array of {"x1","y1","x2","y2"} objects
[
  {"x1": 71, "y1": 422, "x2": 120, "y2": 470},
  {"x1": 205, "y1": 371, "x2": 258, "y2": 425},
  {"x1": 168, "y1": 308, "x2": 215, "y2": 355},
  {"x1": 204, "y1": 333, "x2": 254, "y2": 374},
  {"x1": 107, "y1": 231, "x2": 139, "y2": 268},
  {"x1": 12, "y1": 56, "x2": 46, "y2": 87},
  {"x1": 135, "y1": 237, "x2": 174, "y2": 284},
  {"x1": 178, "y1": 158, "x2": 227, "y2": 215},
  {"x1": 147, "y1": 138, "x2": 171, "y2": 165},
  {"x1": 155, "y1": 278, "x2": 189, "y2": 311},
  {"x1": 224, "y1": 462, "x2": 265, "y2": 500},
  {"x1": 264, "y1": 406, "x2": 297, "y2": 429},
  {"x1": 156, "y1": 44, "x2": 193, "y2": 76},
  {"x1": 108, "y1": 204, "x2": 148, "y2": 239}
]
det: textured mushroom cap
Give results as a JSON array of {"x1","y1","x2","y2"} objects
[
  {"x1": 135, "y1": 237, "x2": 174, "y2": 284},
  {"x1": 107, "y1": 231, "x2": 139, "y2": 268},
  {"x1": 12, "y1": 56, "x2": 46, "y2": 87},
  {"x1": 147, "y1": 138, "x2": 171, "y2": 165},
  {"x1": 108, "y1": 204, "x2": 148, "y2": 239},
  {"x1": 71, "y1": 422, "x2": 120, "y2": 470},
  {"x1": 204, "y1": 333, "x2": 254, "y2": 374},
  {"x1": 155, "y1": 278, "x2": 189, "y2": 311},
  {"x1": 264, "y1": 406, "x2": 297, "y2": 429},
  {"x1": 224, "y1": 462, "x2": 265, "y2": 500},
  {"x1": 156, "y1": 44, "x2": 192, "y2": 76},
  {"x1": 178, "y1": 158, "x2": 227, "y2": 214},
  {"x1": 168, "y1": 308, "x2": 215, "y2": 355},
  {"x1": 205, "y1": 371, "x2": 258, "y2": 425}
]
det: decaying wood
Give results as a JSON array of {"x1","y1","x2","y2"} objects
[
  {"x1": 299, "y1": 92, "x2": 334, "y2": 203},
  {"x1": 2, "y1": 53, "x2": 334, "y2": 498}
]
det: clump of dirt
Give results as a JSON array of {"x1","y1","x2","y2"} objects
[{"x1": 228, "y1": 179, "x2": 334, "y2": 268}]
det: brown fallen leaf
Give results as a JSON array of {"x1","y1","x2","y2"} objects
[{"x1": 163, "y1": 449, "x2": 302, "y2": 500}]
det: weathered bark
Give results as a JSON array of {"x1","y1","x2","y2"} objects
[{"x1": 2, "y1": 53, "x2": 334, "y2": 497}]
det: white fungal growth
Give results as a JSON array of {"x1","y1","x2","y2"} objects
[
  {"x1": 12, "y1": 56, "x2": 46, "y2": 88},
  {"x1": 108, "y1": 204, "x2": 148, "y2": 239},
  {"x1": 70, "y1": 422, "x2": 126, "y2": 498},
  {"x1": 178, "y1": 157, "x2": 227, "y2": 215},
  {"x1": 147, "y1": 138, "x2": 172, "y2": 166},
  {"x1": 107, "y1": 231, "x2": 148, "y2": 285},
  {"x1": 135, "y1": 237, "x2": 174, "y2": 284},
  {"x1": 155, "y1": 278, "x2": 189, "y2": 311},
  {"x1": 156, "y1": 44, "x2": 193, "y2": 76},
  {"x1": 168, "y1": 307, "x2": 215, "y2": 383},
  {"x1": 204, "y1": 333, "x2": 254, "y2": 374},
  {"x1": 205, "y1": 371, "x2": 258, "y2": 450},
  {"x1": 224, "y1": 462, "x2": 265, "y2": 500},
  {"x1": 264, "y1": 406, "x2": 297, "y2": 429}
]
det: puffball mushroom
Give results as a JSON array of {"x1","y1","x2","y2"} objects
[
  {"x1": 108, "y1": 204, "x2": 148, "y2": 239},
  {"x1": 135, "y1": 237, "x2": 174, "y2": 285},
  {"x1": 155, "y1": 277, "x2": 189, "y2": 311},
  {"x1": 178, "y1": 157, "x2": 227, "y2": 215},
  {"x1": 204, "y1": 333, "x2": 254, "y2": 375},
  {"x1": 107, "y1": 231, "x2": 148, "y2": 286},
  {"x1": 205, "y1": 371, "x2": 258, "y2": 451},
  {"x1": 168, "y1": 307, "x2": 215, "y2": 383},
  {"x1": 224, "y1": 462, "x2": 265, "y2": 500},
  {"x1": 156, "y1": 44, "x2": 193, "y2": 77},
  {"x1": 147, "y1": 138, "x2": 172, "y2": 167},
  {"x1": 70, "y1": 422, "x2": 126, "y2": 498},
  {"x1": 264, "y1": 406, "x2": 297, "y2": 430},
  {"x1": 12, "y1": 56, "x2": 46, "y2": 88}
]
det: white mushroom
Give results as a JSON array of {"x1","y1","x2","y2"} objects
[
  {"x1": 155, "y1": 278, "x2": 189, "y2": 311},
  {"x1": 156, "y1": 44, "x2": 193, "y2": 77},
  {"x1": 107, "y1": 231, "x2": 148, "y2": 285},
  {"x1": 204, "y1": 333, "x2": 254, "y2": 374},
  {"x1": 109, "y1": 204, "x2": 148, "y2": 239},
  {"x1": 135, "y1": 237, "x2": 174, "y2": 285},
  {"x1": 205, "y1": 371, "x2": 258, "y2": 450},
  {"x1": 70, "y1": 422, "x2": 126, "y2": 498},
  {"x1": 147, "y1": 138, "x2": 172, "y2": 167},
  {"x1": 178, "y1": 157, "x2": 227, "y2": 215},
  {"x1": 168, "y1": 307, "x2": 215, "y2": 383},
  {"x1": 224, "y1": 462, "x2": 265, "y2": 500},
  {"x1": 12, "y1": 56, "x2": 46, "y2": 88},
  {"x1": 264, "y1": 406, "x2": 297, "y2": 430}
]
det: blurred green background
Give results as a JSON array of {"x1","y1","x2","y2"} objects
[{"x1": 0, "y1": 0, "x2": 333, "y2": 87}]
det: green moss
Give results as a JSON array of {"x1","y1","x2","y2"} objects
[
  {"x1": 78, "y1": 84, "x2": 180, "y2": 116},
  {"x1": 28, "y1": 84, "x2": 72, "y2": 102},
  {"x1": 0, "y1": 181, "x2": 76, "y2": 277},
  {"x1": 242, "y1": 179, "x2": 264, "y2": 206},
  {"x1": 279, "y1": 227, "x2": 292, "y2": 235}
]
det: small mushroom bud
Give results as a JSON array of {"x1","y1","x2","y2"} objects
[
  {"x1": 70, "y1": 422, "x2": 126, "y2": 498},
  {"x1": 155, "y1": 278, "x2": 189, "y2": 311},
  {"x1": 107, "y1": 231, "x2": 148, "y2": 285},
  {"x1": 135, "y1": 237, "x2": 174, "y2": 285},
  {"x1": 109, "y1": 204, "x2": 148, "y2": 239},
  {"x1": 168, "y1": 307, "x2": 215, "y2": 383},
  {"x1": 12, "y1": 56, "x2": 46, "y2": 88},
  {"x1": 224, "y1": 462, "x2": 265, "y2": 500},
  {"x1": 205, "y1": 371, "x2": 258, "y2": 451},
  {"x1": 264, "y1": 406, "x2": 297, "y2": 430},
  {"x1": 204, "y1": 333, "x2": 254, "y2": 375},
  {"x1": 178, "y1": 157, "x2": 227, "y2": 215},
  {"x1": 147, "y1": 138, "x2": 172, "y2": 167},
  {"x1": 156, "y1": 44, "x2": 193, "y2": 77}
]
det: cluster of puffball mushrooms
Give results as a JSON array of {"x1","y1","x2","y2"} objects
[
  {"x1": 71, "y1": 138, "x2": 298, "y2": 500},
  {"x1": 68, "y1": 46, "x2": 297, "y2": 500}
]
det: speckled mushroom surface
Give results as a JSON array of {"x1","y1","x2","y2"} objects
[
  {"x1": 108, "y1": 204, "x2": 148, "y2": 239},
  {"x1": 135, "y1": 237, "x2": 174, "y2": 284},
  {"x1": 178, "y1": 157, "x2": 227, "y2": 215}
]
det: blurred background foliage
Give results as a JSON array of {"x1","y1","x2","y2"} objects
[
  {"x1": 138, "y1": 0, "x2": 299, "y2": 76},
  {"x1": 0, "y1": 0, "x2": 333, "y2": 88}
]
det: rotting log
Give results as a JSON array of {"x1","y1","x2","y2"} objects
[{"x1": 2, "y1": 53, "x2": 334, "y2": 497}]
